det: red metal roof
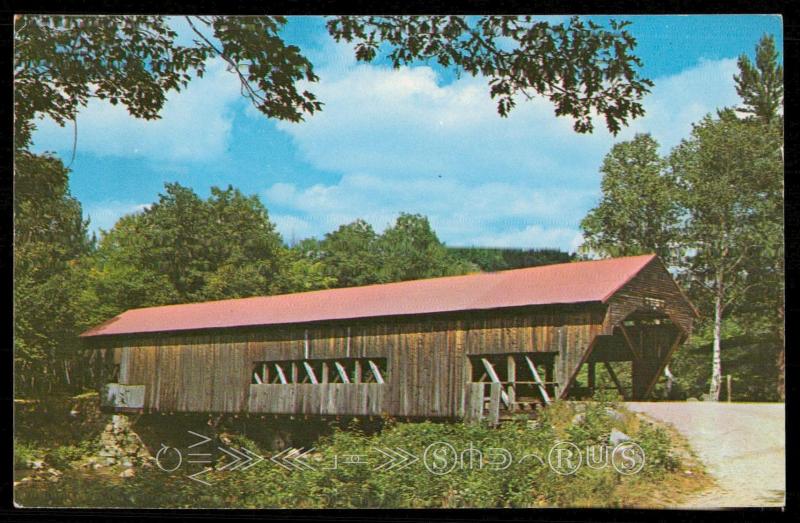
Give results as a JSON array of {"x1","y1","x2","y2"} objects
[{"x1": 80, "y1": 254, "x2": 658, "y2": 338}]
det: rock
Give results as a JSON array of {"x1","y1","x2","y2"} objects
[
  {"x1": 604, "y1": 407, "x2": 625, "y2": 423},
  {"x1": 609, "y1": 428, "x2": 631, "y2": 446},
  {"x1": 31, "y1": 460, "x2": 44, "y2": 470},
  {"x1": 119, "y1": 468, "x2": 135, "y2": 478}
]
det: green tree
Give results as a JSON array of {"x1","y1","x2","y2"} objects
[
  {"x1": 14, "y1": 152, "x2": 92, "y2": 395},
  {"x1": 318, "y1": 219, "x2": 383, "y2": 287},
  {"x1": 670, "y1": 110, "x2": 782, "y2": 401},
  {"x1": 733, "y1": 35, "x2": 784, "y2": 398},
  {"x1": 729, "y1": 117, "x2": 784, "y2": 399},
  {"x1": 734, "y1": 34, "x2": 783, "y2": 125},
  {"x1": 14, "y1": 15, "x2": 653, "y2": 153},
  {"x1": 580, "y1": 133, "x2": 680, "y2": 261},
  {"x1": 447, "y1": 247, "x2": 572, "y2": 272},
  {"x1": 273, "y1": 246, "x2": 337, "y2": 294},
  {"x1": 378, "y1": 213, "x2": 475, "y2": 282},
  {"x1": 86, "y1": 183, "x2": 285, "y2": 313}
]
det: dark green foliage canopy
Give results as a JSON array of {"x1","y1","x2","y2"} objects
[
  {"x1": 14, "y1": 153, "x2": 91, "y2": 394},
  {"x1": 14, "y1": 15, "x2": 319, "y2": 151},
  {"x1": 447, "y1": 247, "x2": 573, "y2": 272},
  {"x1": 14, "y1": 15, "x2": 653, "y2": 153},
  {"x1": 377, "y1": 213, "x2": 476, "y2": 282},
  {"x1": 316, "y1": 219, "x2": 384, "y2": 287},
  {"x1": 86, "y1": 183, "x2": 286, "y2": 310},
  {"x1": 291, "y1": 214, "x2": 484, "y2": 289},
  {"x1": 327, "y1": 16, "x2": 653, "y2": 134}
]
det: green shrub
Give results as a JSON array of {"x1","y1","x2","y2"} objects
[
  {"x1": 14, "y1": 439, "x2": 40, "y2": 469},
  {"x1": 44, "y1": 439, "x2": 101, "y2": 469},
  {"x1": 635, "y1": 421, "x2": 680, "y2": 476},
  {"x1": 15, "y1": 401, "x2": 688, "y2": 508}
]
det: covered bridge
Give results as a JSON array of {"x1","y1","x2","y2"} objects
[{"x1": 81, "y1": 254, "x2": 697, "y2": 423}]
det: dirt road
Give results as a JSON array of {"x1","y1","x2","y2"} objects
[{"x1": 626, "y1": 402, "x2": 785, "y2": 508}]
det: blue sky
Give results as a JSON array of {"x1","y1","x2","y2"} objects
[{"x1": 30, "y1": 15, "x2": 783, "y2": 252}]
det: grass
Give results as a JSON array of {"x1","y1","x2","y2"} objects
[
  {"x1": 14, "y1": 398, "x2": 713, "y2": 509},
  {"x1": 613, "y1": 417, "x2": 715, "y2": 508}
]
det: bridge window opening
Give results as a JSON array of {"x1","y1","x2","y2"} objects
[
  {"x1": 252, "y1": 358, "x2": 387, "y2": 385},
  {"x1": 468, "y1": 353, "x2": 557, "y2": 408}
]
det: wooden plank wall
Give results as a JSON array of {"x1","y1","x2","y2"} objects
[
  {"x1": 249, "y1": 383, "x2": 383, "y2": 415},
  {"x1": 604, "y1": 259, "x2": 695, "y2": 335},
  {"x1": 110, "y1": 306, "x2": 608, "y2": 418}
]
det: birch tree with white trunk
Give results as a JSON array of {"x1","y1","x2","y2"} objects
[{"x1": 670, "y1": 109, "x2": 781, "y2": 400}]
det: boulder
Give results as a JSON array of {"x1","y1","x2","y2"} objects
[
  {"x1": 609, "y1": 428, "x2": 631, "y2": 446},
  {"x1": 604, "y1": 407, "x2": 625, "y2": 423}
]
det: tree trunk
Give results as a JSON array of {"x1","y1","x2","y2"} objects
[
  {"x1": 664, "y1": 365, "x2": 675, "y2": 399},
  {"x1": 709, "y1": 286, "x2": 724, "y2": 401}
]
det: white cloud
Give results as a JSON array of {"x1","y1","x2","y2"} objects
[
  {"x1": 31, "y1": 58, "x2": 241, "y2": 163},
  {"x1": 263, "y1": 173, "x2": 595, "y2": 250},
  {"x1": 84, "y1": 200, "x2": 150, "y2": 235},
  {"x1": 469, "y1": 226, "x2": 585, "y2": 252},
  {"x1": 276, "y1": 63, "x2": 598, "y2": 184},
  {"x1": 269, "y1": 51, "x2": 741, "y2": 252},
  {"x1": 616, "y1": 58, "x2": 740, "y2": 150}
]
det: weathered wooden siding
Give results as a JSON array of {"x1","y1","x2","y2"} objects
[
  {"x1": 109, "y1": 306, "x2": 607, "y2": 417},
  {"x1": 249, "y1": 383, "x2": 384, "y2": 415},
  {"x1": 120, "y1": 333, "x2": 253, "y2": 413},
  {"x1": 604, "y1": 258, "x2": 696, "y2": 335}
]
